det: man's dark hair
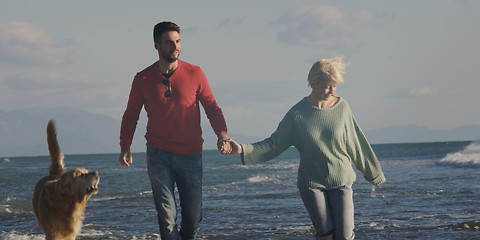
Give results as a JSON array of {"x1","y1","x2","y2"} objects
[{"x1": 154, "y1": 21, "x2": 180, "y2": 43}]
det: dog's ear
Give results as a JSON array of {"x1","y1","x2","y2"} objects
[
  {"x1": 59, "y1": 171, "x2": 76, "y2": 194},
  {"x1": 73, "y1": 170, "x2": 83, "y2": 178},
  {"x1": 60, "y1": 174, "x2": 72, "y2": 188},
  {"x1": 73, "y1": 168, "x2": 90, "y2": 178},
  {"x1": 60, "y1": 179, "x2": 74, "y2": 197}
]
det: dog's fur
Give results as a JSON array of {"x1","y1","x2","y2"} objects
[{"x1": 32, "y1": 120, "x2": 100, "y2": 240}]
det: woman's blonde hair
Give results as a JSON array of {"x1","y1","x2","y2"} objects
[{"x1": 308, "y1": 57, "x2": 348, "y2": 86}]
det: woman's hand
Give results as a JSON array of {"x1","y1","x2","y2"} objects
[{"x1": 228, "y1": 139, "x2": 243, "y2": 155}]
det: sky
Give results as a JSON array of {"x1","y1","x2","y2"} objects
[{"x1": 1, "y1": 0, "x2": 480, "y2": 141}]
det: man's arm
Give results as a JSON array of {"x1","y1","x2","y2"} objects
[
  {"x1": 195, "y1": 67, "x2": 230, "y2": 153},
  {"x1": 119, "y1": 75, "x2": 144, "y2": 166}
]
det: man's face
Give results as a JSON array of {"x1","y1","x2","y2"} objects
[{"x1": 155, "y1": 31, "x2": 181, "y2": 63}]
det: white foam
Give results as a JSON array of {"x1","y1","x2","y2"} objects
[
  {"x1": 79, "y1": 227, "x2": 115, "y2": 237},
  {"x1": 138, "y1": 190, "x2": 152, "y2": 196},
  {"x1": 1, "y1": 196, "x2": 16, "y2": 213},
  {"x1": 438, "y1": 142, "x2": 480, "y2": 168},
  {"x1": 0, "y1": 231, "x2": 44, "y2": 240},
  {"x1": 248, "y1": 176, "x2": 274, "y2": 183},
  {"x1": 130, "y1": 234, "x2": 161, "y2": 240},
  {"x1": 228, "y1": 175, "x2": 282, "y2": 186},
  {"x1": 90, "y1": 196, "x2": 122, "y2": 202}
]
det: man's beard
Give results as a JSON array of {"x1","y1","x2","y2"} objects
[{"x1": 161, "y1": 50, "x2": 180, "y2": 63}]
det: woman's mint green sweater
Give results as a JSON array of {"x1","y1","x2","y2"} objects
[{"x1": 241, "y1": 97, "x2": 386, "y2": 189}]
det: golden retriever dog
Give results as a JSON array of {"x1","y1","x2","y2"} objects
[{"x1": 32, "y1": 120, "x2": 100, "y2": 240}]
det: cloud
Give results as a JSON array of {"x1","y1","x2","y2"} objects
[
  {"x1": 386, "y1": 86, "x2": 440, "y2": 99},
  {"x1": 3, "y1": 71, "x2": 112, "y2": 91},
  {"x1": 353, "y1": 10, "x2": 376, "y2": 26},
  {"x1": 217, "y1": 17, "x2": 246, "y2": 29},
  {"x1": 0, "y1": 22, "x2": 72, "y2": 66},
  {"x1": 452, "y1": 0, "x2": 473, "y2": 8},
  {"x1": 181, "y1": 26, "x2": 200, "y2": 36},
  {"x1": 275, "y1": 5, "x2": 376, "y2": 50},
  {"x1": 0, "y1": 69, "x2": 122, "y2": 118},
  {"x1": 408, "y1": 86, "x2": 439, "y2": 97},
  {"x1": 224, "y1": 105, "x2": 254, "y2": 120}
]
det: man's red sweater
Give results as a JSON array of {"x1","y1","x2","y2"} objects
[{"x1": 120, "y1": 60, "x2": 227, "y2": 155}]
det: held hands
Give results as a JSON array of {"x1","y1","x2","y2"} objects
[
  {"x1": 227, "y1": 139, "x2": 242, "y2": 154},
  {"x1": 217, "y1": 133, "x2": 232, "y2": 154},
  {"x1": 217, "y1": 138, "x2": 242, "y2": 155}
]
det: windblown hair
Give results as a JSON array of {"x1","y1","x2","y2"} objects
[
  {"x1": 308, "y1": 57, "x2": 348, "y2": 86},
  {"x1": 153, "y1": 21, "x2": 180, "y2": 43}
]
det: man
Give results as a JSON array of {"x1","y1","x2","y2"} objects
[{"x1": 119, "y1": 21, "x2": 230, "y2": 239}]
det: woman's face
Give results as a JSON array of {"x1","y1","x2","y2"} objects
[{"x1": 311, "y1": 78, "x2": 337, "y2": 101}]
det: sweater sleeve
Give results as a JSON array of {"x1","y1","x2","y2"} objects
[
  {"x1": 242, "y1": 110, "x2": 294, "y2": 165},
  {"x1": 346, "y1": 115, "x2": 386, "y2": 185},
  {"x1": 196, "y1": 67, "x2": 228, "y2": 136},
  {"x1": 120, "y1": 74, "x2": 144, "y2": 151}
]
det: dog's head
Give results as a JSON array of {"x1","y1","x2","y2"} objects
[{"x1": 59, "y1": 168, "x2": 100, "y2": 202}]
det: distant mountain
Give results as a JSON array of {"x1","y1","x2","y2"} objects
[
  {"x1": 365, "y1": 125, "x2": 480, "y2": 144},
  {"x1": 1, "y1": 108, "x2": 479, "y2": 157},
  {"x1": 0, "y1": 107, "x2": 237, "y2": 157},
  {"x1": 0, "y1": 108, "x2": 124, "y2": 157}
]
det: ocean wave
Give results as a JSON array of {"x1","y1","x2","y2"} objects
[
  {"x1": 208, "y1": 162, "x2": 298, "y2": 171},
  {"x1": 138, "y1": 190, "x2": 152, "y2": 195},
  {"x1": 247, "y1": 175, "x2": 278, "y2": 183},
  {"x1": 225, "y1": 175, "x2": 283, "y2": 186},
  {"x1": 90, "y1": 191, "x2": 152, "y2": 202},
  {"x1": 0, "y1": 196, "x2": 33, "y2": 214},
  {"x1": 444, "y1": 220, "x2": 480, "y2": 231},
  {"x1": 0, "y1": 231, "x2": 44, "y2": 240},
  {"x1": 79, "y1": 225, "x2": 117, "y2": 237},
  {"x1": 437, "y1": 142, "x2": 480, "y2": 168},
  {"x1": 0, "y1": 229, "x2": 163, "y2": 240},
  {"x1": 0, "y1": 196, "x2": 16, "y2": 214},
  {"x1": 90, "y1": 196, "x2": 124, "y2": 202}
]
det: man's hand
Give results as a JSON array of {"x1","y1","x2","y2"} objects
[
  {"x1": 217, "y1": 133, "x2": 231, "y2": 154},
  {"x1": 119, "y1": 149, "x2": 133, "y2": 167}
]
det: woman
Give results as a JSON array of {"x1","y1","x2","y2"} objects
[{"x1": 227, "y1": 57, "x2": 386, "y2": 240}]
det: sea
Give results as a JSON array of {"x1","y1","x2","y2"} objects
[{"x1": 1, "y1": 141, "x2": 479, "y2": 240}]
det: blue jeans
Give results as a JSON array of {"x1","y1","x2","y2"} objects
[
  {"x1": 299, "y1": 185, "x2": 355, "y2": 240},
  {"x1": 146, "y1": 146, "x2": 203, "y2": 240}
]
